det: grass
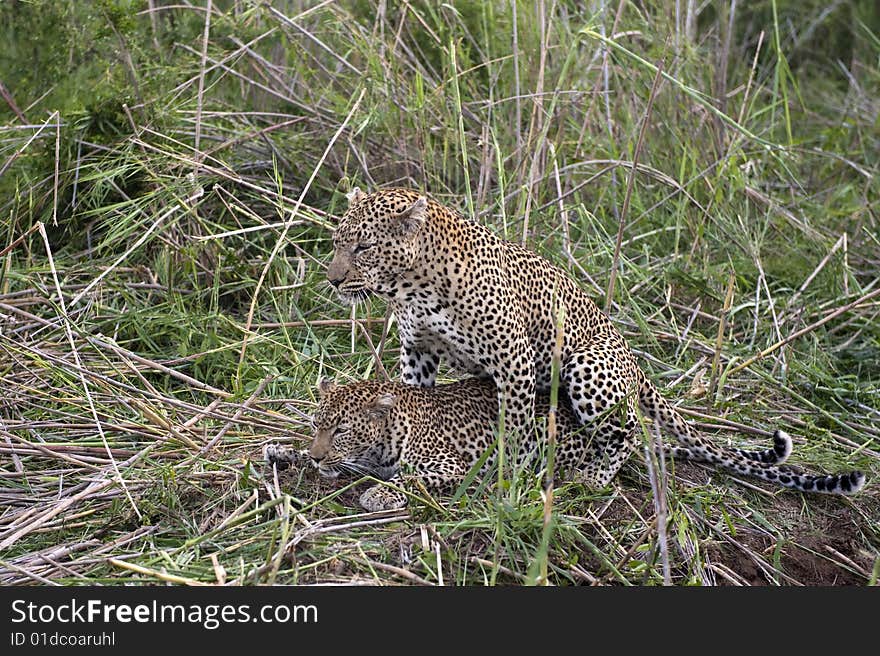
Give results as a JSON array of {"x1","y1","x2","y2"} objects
[{"x1": 0, "y1": 0, "x2": 878, "y2": 586}]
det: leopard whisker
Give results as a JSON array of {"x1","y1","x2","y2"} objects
[{"x1": 341, "y1": 459, "x2": 382, "y2": 478}]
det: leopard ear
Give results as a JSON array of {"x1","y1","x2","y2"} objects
[
  {"x1": 346, "y1": 187, "x2": 367, "y2": 207},
  {"x1": 368, "y1": 392, "x2": 397, "y2": 421},
  {"x1": 317, "y1": 378, "x2": 337, "y2": 396},
  {"x1": 394, "y1": 196, "x2": 427, "y2": 237}
]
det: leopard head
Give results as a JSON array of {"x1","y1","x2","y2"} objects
[
  {"x1": 327, "y1": 187, "x2": 428, "y2": 304},
  {"x1": 307, "y1": 378, "x2": 401, "y2": 480}
]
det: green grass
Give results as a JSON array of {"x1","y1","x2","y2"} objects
[{"x1": 0, "y1": 0, "x2": 878, "y2": 586}]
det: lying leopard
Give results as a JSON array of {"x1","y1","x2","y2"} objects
[
  {"x1": 264, "y1": 378, "x2": 864, "y2": 511},
  {"x1": 326, "y1": 187, "x2": 866, "y2": 488}
]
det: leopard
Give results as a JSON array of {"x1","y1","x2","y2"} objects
[
  {"x1": 324, "y1": 187, "x2": 866, "y2": 490},
  {"x1": 263, "y1": 378, "x2": 865, "y2": 511}
]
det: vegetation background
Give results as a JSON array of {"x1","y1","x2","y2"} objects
[{"x1": 1, "y1": 0, "x2": 878, "y2": 586}]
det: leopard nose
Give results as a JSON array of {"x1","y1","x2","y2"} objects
[{"x1": 326, "y1": 255, "x2": 348, "y2": 288}]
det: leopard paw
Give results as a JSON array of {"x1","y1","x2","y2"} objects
[
  {"x1": 358, "y1": 484, "x2": 407, "y2": 511},
  {"x1": 263, "y1": 443, "x2": 305, "y2": 471}
]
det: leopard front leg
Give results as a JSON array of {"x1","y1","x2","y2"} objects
[
  {"x1": 400, "y1": 341, "x2": 440, "y2": 387},
  {"x1": 493, "y1": 344, "x2": 537, "y2": 442},
  {"x1": 359, "y1": 446, "x2": 468, "y2": 511}
]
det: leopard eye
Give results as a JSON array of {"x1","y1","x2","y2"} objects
[
  {"x1": 335, "y1": 423, "x2": 351, "y2": 434},
  {"x1": 352, "y1": 243, "x2": 373, "y2": 256}
]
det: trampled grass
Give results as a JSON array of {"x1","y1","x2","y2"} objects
[{"x1": 0, "y1": 0, "x2": 878, "y2": 586}]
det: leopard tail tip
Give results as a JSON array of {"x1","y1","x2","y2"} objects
[
  {"x1": 843, "y1": 470, "x2": 866, "y2": 495},
  {"x1": 773, "y1": 429, "x2": 793, "y2": 462}
]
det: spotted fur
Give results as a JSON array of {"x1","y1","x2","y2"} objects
[
  {"x1": 324, "y1": 187, "x2": 866, "y2": 492},
  {"x1": 264, "y1": 378, "x2": 865, "y2": 510}
]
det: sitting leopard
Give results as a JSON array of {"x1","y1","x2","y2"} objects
[
  {"x1": 264, "y1": 378, "x2": 864, "y2": 511},
  {"x1": 326, "y1": 187, "x2": 867, "y2": 488}
]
